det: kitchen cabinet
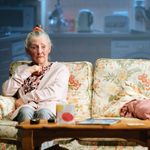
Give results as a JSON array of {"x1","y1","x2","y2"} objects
[
  {"x1": 50, "y1": 32, "x2": 150, "y2": 64},
  {"x1": 111, "y1": 40, "x2": 150, "y2": 59},
  {"x1": 50, "y1": 32, "x2": 111, "y2": 63},
  {"x1": 0, "y1": 34, "x2": 27, "y2": 94}
]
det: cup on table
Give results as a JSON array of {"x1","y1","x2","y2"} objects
[{"x1": 56, "y1": 104, "x2": 75, "y2": 124}]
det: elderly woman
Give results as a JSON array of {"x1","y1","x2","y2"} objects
[{"x1": 2, "y1": 26, "x2": 70, "y2": 123}]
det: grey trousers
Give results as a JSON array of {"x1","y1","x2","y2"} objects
[{"x1": 14, "y1": 106, "x2": 55, "y2": 123}]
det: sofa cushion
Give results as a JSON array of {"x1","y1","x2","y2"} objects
[
  {"x1": 0, "y1": 120, "x2": 19, "y2": 150},
  {"x1": 92, "y1": 58, "x2": 150, "y2": 118},
  {"x1": 0, "y1": 96, "x2": 15, "y2": 120},
  {"x1": 0, "y1": 143, "x2": 17, "y2": 150},
  {"x1": 64, "y1": 61, "x2": 93, "y2": 120},
  {"x1": 0, "y1": 120, "x2": 18, "y2": 139},
  {"x1": 9, "y1": 61, "x2": 93, "y2": 121}
]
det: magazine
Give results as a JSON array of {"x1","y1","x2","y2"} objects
[{"x1": 78, "y1": 118, "x2": 121, "y2": 125}]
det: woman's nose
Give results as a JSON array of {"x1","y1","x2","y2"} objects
[{"x1": 37, "y1": 46, "x2": 43, "y2": 54}]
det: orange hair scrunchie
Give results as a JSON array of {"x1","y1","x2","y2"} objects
[{"x1": 33, "y1": 25, "x2": 43, "y2": 32}]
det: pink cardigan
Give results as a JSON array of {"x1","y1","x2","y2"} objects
[{"x1": 2, "y1": 62, "x2": 70, "y2": 119}]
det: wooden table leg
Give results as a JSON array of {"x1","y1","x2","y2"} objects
[
  {"x1": 148, "y1": 139, "x2": 150, "y2": 150},
  {"x1": 21, "y1": 130, "x2": 34, "y2": 150},
  {"x1": 147, "y1": 131, "x2": 150, "y2": 150}
]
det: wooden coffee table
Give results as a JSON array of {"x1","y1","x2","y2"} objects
[{"x1": 17, "y1": 118, "x2": 150, "y2": 150}]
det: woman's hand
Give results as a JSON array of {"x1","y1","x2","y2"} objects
[
  {"x1": 27, "y1": 65, "x2": 42, "y2": 75},
  {"x1": 15, "y1": 98, "x2": 25, "y2": 109}
]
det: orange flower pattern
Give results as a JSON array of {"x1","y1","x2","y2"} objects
[
  {"x1": 138, "y1": 73, "x2": 150, "y2": 90},
  {"x1": 69, "y1": 75, "x2": 81, "y2": 90}
]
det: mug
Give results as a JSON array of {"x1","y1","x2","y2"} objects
[{"x1": 77, "y1": 9, "x2": 94, "y2": 32}]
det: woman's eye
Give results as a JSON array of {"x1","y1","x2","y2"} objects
[
  {"x1": 30, "y1": 46, "x2": 36, "y2": 49},
  {"x1": 42, "y1": 46, "x2": 46, "y2": 49},
  {"x1": 30, "y1": 46, "x2": 37, "y2": 50}
]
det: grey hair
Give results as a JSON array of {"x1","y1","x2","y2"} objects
[{"x1": 25, "y1": 30, "x2": 52, "y2": 49}]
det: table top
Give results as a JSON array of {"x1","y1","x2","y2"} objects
[{"x1": 17, "y1": 118, "x2": 150, "y2": 130}]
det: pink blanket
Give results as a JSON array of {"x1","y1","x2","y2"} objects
[{"x1": 120, "y1": 99, "x2": 150, "y2": 120}]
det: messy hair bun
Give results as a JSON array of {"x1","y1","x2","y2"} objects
[
  {"x1": 32, "y1": 25, "x2": 44, "y2": 32},
  {"x1": 25, "y1": 25, "x2": 52, "y2": 49}
]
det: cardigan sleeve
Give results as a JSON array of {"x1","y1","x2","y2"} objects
[
  {"x1": 21, "y1": 63, "x2": 70, "y2": 103},
  {"x1": 2, "y1": 65, "x2": 31, "y2": 97}
]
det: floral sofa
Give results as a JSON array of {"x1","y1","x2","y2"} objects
[{"x1": 0, "y1": 58, "x2": 150, "y2": 150}]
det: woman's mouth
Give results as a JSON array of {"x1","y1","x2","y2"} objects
[{"x1": 37, "y1": 55, "x2": 44, "y2": 58}]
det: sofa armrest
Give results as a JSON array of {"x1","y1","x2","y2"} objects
[{"x1": 0, "y1": 96, "x2": 16, "y2": 119}]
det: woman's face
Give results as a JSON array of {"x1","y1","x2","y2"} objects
[{"x1": 27, "y1": 35, "x2": 51, "y2": 66}]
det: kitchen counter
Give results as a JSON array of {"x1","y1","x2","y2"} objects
[
  {"x1": 49, "y1": 31, "x2": 150, "y2": 64},
  {"x1": 49, "y1": 31, "x2": 150, "y2": 38},
  {"x1": 0, "y1": 33, "x2": 27, "y2": 40},
  {"x1": 1, "y1": 31, "x2": 149, "y2": 39}
]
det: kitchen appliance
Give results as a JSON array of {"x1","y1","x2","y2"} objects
[
  {"x1": 132, "y1": 0, "x2": 150, "y2": 32},
  {"x1": 104, "y1": 14, "x2": 130, "y2": 33},
  {"x1": 77, "y1": 9, "x2": 94, "y2": 32},
  {"x1": 0, "y1": 6, "x2": 35, "y2": 33},
  {"x1": 48, "y1": 0, "x2": 68, "y2": 32}
]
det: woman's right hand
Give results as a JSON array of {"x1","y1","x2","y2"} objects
[{"x1": 27, "y1": 65, "x2": 42, "y2": 75}]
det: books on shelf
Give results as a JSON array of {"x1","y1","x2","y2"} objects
[{"x1": 78, "y1": 118, "x2": 121, "y2": 125}]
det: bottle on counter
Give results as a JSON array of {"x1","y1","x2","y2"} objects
[{"x1": 48, "y1": 0, "x2": 68, "y2": 33}]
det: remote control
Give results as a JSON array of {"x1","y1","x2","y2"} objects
[
  {"x1": 30, "y1": 118, "x2": 40, "y2": 124},
  {"x1": 48, "y1": 118, "x2": 55, "y2": 123}
]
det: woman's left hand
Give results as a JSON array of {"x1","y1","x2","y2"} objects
[{"x1": 15, "y1": 98, "x2": 25, "y2": 109}]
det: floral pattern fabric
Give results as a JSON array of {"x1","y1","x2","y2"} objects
[
  {"x1": 0, "y1": 120, "x2": 18, "y2": 139},
  {"x1": 0, "y1": 143, "x2": 16, "y2": 150},
  {"x1": 92, "y1": 58, "x2": 150, "y2": 118},
  {"x1": 0, "y1": 120, "x2": 18, "y2": 150},
  {"x1": 22, "y1": 63, "x2": 52, "y2": 94},
  {"x1": 59, "y1": 139, "x2": 147, "y2": 150},
  {"x1": 0, "y1": 96, "x2": 16, "y2": 119}
]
